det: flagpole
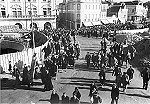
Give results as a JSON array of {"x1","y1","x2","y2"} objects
[
  {"x1": 30, "y1": 0, "x2": 36, "y2": 80},
  {"x1": 30, "y1": 1, "x2": 35, "y2": 53}
]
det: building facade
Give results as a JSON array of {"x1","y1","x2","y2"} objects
[
  {"x1": 58, "y1": 0, "x2": 108, "y2": 29},
  {"x1": 112, "y1": 1, "x2": 148, "y2": 23},
  {"x1": 0, "y1": 0, "x2": 57, "y2": 30}
]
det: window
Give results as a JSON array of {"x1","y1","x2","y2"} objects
[
  {"x1": 89, "y1": 5, "x2": 90, "y2": 9},
  {"x1": 77, "y1": 14, "x2": 80, "y2": 19},
  {"x1": 27, "y1": 5, "x2": 37, "y2": 16},
  {"x1": 0, "y1": 6, "x2": 6, "y2": 18},
  {"x1": 85, "y1": 5, "x2": 87, "y2": 9},
  {"x1": 43, "y1": 7, "x2": 51, "y2": 16},
  {"x1": 12, "y1": 5, "x2": 22, "y2": 17},
  {"x1": 73, "y1": 4, "x2": 75, "y2": 10},
  {"x1": 77, "y1": 4, "x2": 80, "y2": 10},
  {"x1": 93, "y1": 5, "x2": 94, "y2": 9}
]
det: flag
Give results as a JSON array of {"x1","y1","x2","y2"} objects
[
  {"x1": 42, "y1": 41, "x2": 52, "y2": 59},
  {"x1": 100, "y1": 21, "x2": 105, "y2": 25},
  {"x1": 81, "y1": 22, "x2": 86, "y2": 27},
  {"x1": 22, "y1": 30, "x2": 48, "y2": 48}
]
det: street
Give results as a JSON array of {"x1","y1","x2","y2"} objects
[{"x1": 1, "y1": 35, "x2": 150, "y2": 104}]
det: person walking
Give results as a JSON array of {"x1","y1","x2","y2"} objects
[
  {"x1": 141, "y1": 67, "x2": 150, "y2": 90},
  {"x1": 89, "y1": 82, "x2": 98, "y2": 104},
  {"x1": 70, "y1": 93, "x2": 80, "y2": 104},
  {"x1": 92, "y1": 94, "x2": 102, "y2": 104},
  {"x1": 122, "y1": 72, "x2": 129, "y2": 92},
  {"x1": 111, "y1": 84, "x2": 119, "y2": 104},
  {"x1": 127, "y1": 66, "x2": 134, "y2": 84},
  {"x1": 13, "y1": 65, "x2": 21, "y2": 89},
  {"x1": 61, "y1": 92, "x2": 70, "y2": 104},
  {"x1": 50, "y1": 90, "x2": 60, "y2": 104},
  {"x1": 73, "y1": 87, "x2": 81, "y2": 101},
  {"x1": 85, "y1": 52, "x2": 91, "y2": 68},
  {"x1": 98, "y1": 67, "x2": 106, "y2": 86}
]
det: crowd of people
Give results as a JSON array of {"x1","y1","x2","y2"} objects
[
  {"x1": 6, "y1": 22, "x2": 150, "y2": 104},
  {"x1": 84, "y1": 30, "x2": 150, "y2": 103}
]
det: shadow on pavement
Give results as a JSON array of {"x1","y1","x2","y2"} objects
[
  {"x1": 122, "y1": 93, "x2": 150, "y2": 99},
  {"x1": 127, "y1": 86, "x2": 143, "y2": 90},
  {"x1": 1, "y1": 78, "x2": 44, "y2": 92},
  {"x1": 39, "y1": 99, "x2": 50, "y2": 102},
  {"x1": 60, "y1": 77, "x2": 115, "y2": 92}
]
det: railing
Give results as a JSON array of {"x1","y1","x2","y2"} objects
[{"x1": 0, "y1": 15, "x2": 56, "y2": 19}]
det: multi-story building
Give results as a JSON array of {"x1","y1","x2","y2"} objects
[
  {"x1": 107, "y1": 3, "x2": 128, "y2": 23},
  {"x1": 0, "y1": 0, "x2": 57, "y2": 30},
  {"x1": 111, "y1": 1, "x2": 148, "y2": 23},
  {"x1": 58, "y1": 0, "x2": 108, "y2": 29}
]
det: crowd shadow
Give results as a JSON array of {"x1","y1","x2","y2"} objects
[
  {"x1": 60, "y1": 77, "x2": 115, "y2": 92},
  {"x1": 120, "y1": 93, "x2": 150, "y2": 99},
  {"x1": 81, "y1": 49, "x2": 99, "y2": 52},
  {"x1": 38, "y1": 99, "x2": 91, "y2": 104},
  {"x1": 127, "y1": 86, "x2": 143, "y2": 90},
  {"x1": 1, "y1": 78, "x2": 44, "y2": 92}
]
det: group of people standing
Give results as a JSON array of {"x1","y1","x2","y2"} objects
[{"x1": 50, "y1": 87, "x2": 81, "y2": 104}]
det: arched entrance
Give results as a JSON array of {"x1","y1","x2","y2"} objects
[
  {"x1": 44, "y1": 22, "x2": 51, "y2": 30},
  {"x1": 15, "y1": 23, "x2": 22, "y2": 29}
]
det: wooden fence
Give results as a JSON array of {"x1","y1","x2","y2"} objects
[{"x1": 0, "y1": 46, "x2": 43, "y2": 73}]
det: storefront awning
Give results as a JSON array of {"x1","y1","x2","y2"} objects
[{"x1": 83, "y1": 22, "x2": 93, "y2": 26}]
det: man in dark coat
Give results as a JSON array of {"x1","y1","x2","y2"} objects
[
  {"x1": 8, "y1": 61, "x2": 12, "y2": 75},
  {"x1": 40, "y1": 64, "x2": 47, "y2": 84},
  {"x1": 73, "y1": 87, "x2": 81, "y2": 100},
  {"x1": 99, "y1": 67, "x2": 106, "y2": 85},
  {"x1": 70, "y1": 93, "x2": 80, "y2": 104},
  {"x1": 141, "y1": 67, "x2": 150, "y2": 90},
  {"x1": 127, "y1": 66, "x2": 134, "y2": 83},
  {"x1": 85, "y1": 52, "x2": 91, "y2": 68},
  {"x1": 92, "y1": 52, "x2": 98, "y2": 69},
  {"x1": 61, "y1": 92, "x2": 70, "y2": 104},
  {"x1": 93, "y1": 94, "x2": 102, "y2": 104},
  {"x1": 22, "y1": 65, "x2": 30, "y2": 88},
  {"x1": 112, "y1": 65, "x2": 121, "y2": 78},
  {"x1": 111, "y1": 84, "x2": 119, "y2": 104},
  {"x1": 50, "y1": 90, "x2": 59, "y2": 104},
  {"x1": 44, "y1": 71, "x2": 53, "y2": 91}
]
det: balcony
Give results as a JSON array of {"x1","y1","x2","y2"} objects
[{"x1": 0, "y1": 15, "x2": 56, "y2": 21}]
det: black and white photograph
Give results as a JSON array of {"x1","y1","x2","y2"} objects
[{"x1": 0, "y1": 0, "x2": 150, "y2": 104}]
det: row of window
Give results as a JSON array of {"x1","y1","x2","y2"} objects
[
  {"x1": 84, "y1": 13, "x2": 106, "y2": 19},
  {"x1": 85, "y1": 4, "x2": 107, "y2": 11},
  {"x1": 65, "y1": 4, "x2": 81, "y2": 10},
  {"x1": 0, "y1": 6, "x2": 51, "y2": 18}
]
